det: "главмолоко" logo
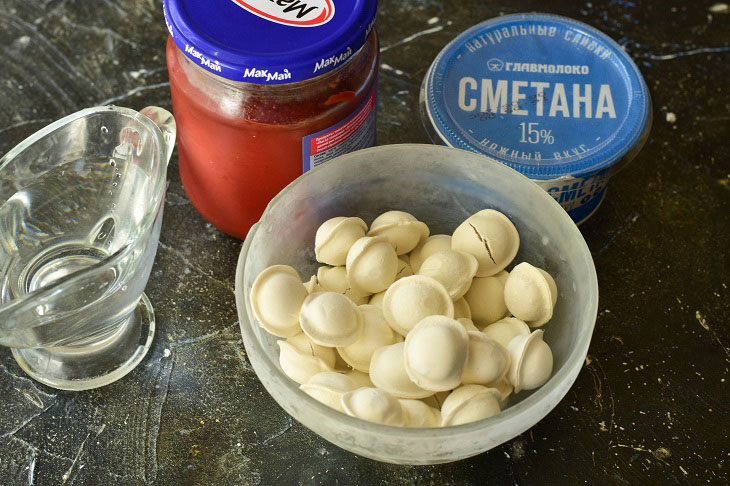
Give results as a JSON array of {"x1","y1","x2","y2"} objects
[{"x1": 231, "y1": 0, "x2": 335, "y2": 27}]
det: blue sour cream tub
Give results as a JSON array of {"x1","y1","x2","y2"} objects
[{"x1": 420, "y1": 13, "x2": 651, "y2": 224}]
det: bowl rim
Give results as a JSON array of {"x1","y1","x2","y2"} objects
[{"x1": 235, "y1": 143, "x2": 598, "y2": 440}]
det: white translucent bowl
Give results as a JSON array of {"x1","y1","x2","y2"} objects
[{"x1": 235, "y1": 144, "x2": 598, "y2": 464}]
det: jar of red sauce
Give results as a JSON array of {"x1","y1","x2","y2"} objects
[{"x1": 164, "y1": 0, "x2": 379, "y2": 238}]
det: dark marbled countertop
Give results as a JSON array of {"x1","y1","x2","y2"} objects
[{"x1": 1, "y1": 0, "x2": 728, "y2": 484}]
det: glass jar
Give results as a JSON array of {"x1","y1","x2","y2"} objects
[{"x1": 164, "y1": 0, "x2": 379, "y2": 238}]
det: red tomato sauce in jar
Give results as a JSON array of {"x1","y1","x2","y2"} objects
[{"x1": 163, "y1": 0, "x2": 379, "y2": 238}]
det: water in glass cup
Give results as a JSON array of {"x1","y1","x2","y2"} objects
[
  {"x1": 0, "y1": 155, "x2": 152, "y2": 318},
  {"x1": 0, "y1": 106, "x2": 173, "y2": 390}
]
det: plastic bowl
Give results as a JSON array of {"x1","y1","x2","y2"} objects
[{"x1": 234, "y1": 144, "x2": 598, "y2": 464}]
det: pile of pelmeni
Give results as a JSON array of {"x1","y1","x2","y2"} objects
[{"x1": 249, "y1": 210, "x2": 557, "y2": 427}]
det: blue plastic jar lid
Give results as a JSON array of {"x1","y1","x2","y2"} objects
[
  {"x1": 163, "y1": 0, "x2": 377, "y2": 84},
  {"x1": 422, "y1": 13, "x2": 650, "y2": 180}
]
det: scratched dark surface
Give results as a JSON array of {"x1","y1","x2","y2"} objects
[{"x1": 0, "y1": 0, "x2": 728, "y2": 484}]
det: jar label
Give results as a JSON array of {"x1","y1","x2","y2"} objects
[
  {"x1": 230, "y1": 0, "x2": 335, "y2": 27},
  {"x1": 302, "y1": 87, "x2": 377, "y2": 172}
]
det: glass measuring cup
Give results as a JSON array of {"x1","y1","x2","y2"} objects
[{"x1": 0, "y1": 106, "x2": 175, "y2": 390}]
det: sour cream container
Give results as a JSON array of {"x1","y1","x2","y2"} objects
[
  {"x1": 164, "y1": 0, "x2": 378, "y2": 238},
  {"x1": 420, "y1": 13, "x2": 651, "y2": 224}
]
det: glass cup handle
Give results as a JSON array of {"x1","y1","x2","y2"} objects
[{"x1": 140, "y1": 106, "x2": 177, "y2": 166}]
